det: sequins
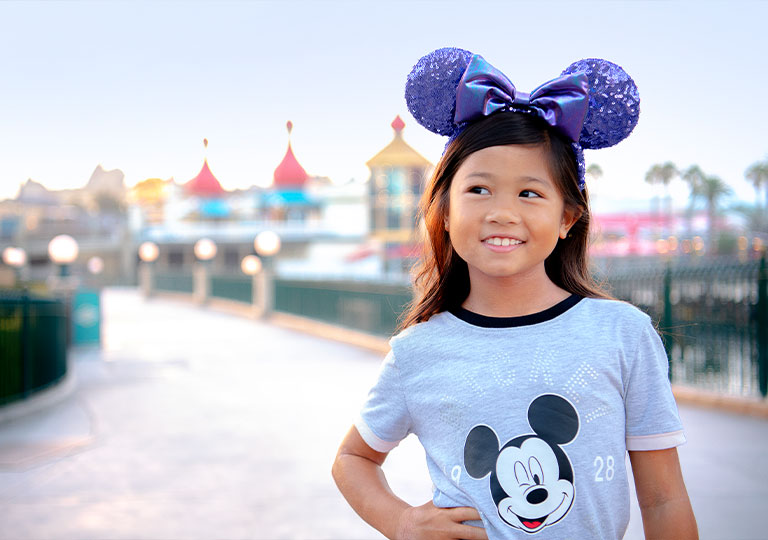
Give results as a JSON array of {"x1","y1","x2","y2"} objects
[
  {"x1": 405, "y1": 49, "x2": 639, "y2": 193},
  {"x1": 562, "y1": 58, "x2": 640, "y2": 150},
  {"x1": 438, "y1": 395, "x2": 469, "y2": 429},
  {"x1": 489, "y1": 351, "x2": 517, "y2": 387},
  {"x1": 528, "y1": 348, "x2": 556, "y2": 387},
  {"x1": 563, "y1": 361, "x2": 599, "y2": 404},
  {"x1": 584, "y1": 405, "x2": 611, "y2": 423},
  {"x1": 405, "y1": 47, "x2": 473, "y2": 137}
]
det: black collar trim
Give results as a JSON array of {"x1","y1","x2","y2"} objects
[{"x1": 450, "y1": 294, "x2": 583, "y2": 328}]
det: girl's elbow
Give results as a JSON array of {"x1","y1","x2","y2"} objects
[{"x1": 331, "y1": 453, "x2": 345, "y2": 488}]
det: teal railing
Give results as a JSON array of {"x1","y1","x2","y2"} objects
[
  {"x1": 154, "y1": 273, "x2": 194, "y2": 294},
  {"x1": 0, "y1": 291, "x2": 68, "y2": 406},
  {"x1": 152, "y1": 258, "x2": 767, "y2": 399},
  {"x1": 154, "y1": 273, "x2": 411, "y2": 337},
  {"x1": 274, "y1": 278, "x2": 412, "y2": 337},
  {"x1": 604, "y1": 257, "x2": 767, "y2": 398},
  {"x1": 211, "y1": 274, "x2": 252, "y2": 303}
]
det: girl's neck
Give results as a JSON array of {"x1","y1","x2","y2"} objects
[{"x1": 461, "y1": 266, "x2": 571, "y2": 318}]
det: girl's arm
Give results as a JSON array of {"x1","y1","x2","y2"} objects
[
  {"x1": 629, "y1": 447, "x2": 698, "y2": 540},
  {"x1": 332, "y1": 425, "x2": 488, "y2": 540}
]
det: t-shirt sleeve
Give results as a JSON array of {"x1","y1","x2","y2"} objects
[
  {"x1": 355, "y1": 350, "x2": 413, "y2": 453},
  {"x1": 624, "y1": 319, "x2": 686, "y2": 451}
]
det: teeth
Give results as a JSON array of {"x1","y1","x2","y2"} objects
[{"x1": 487, "y1": 237, "x2": 521, "y2": 246}]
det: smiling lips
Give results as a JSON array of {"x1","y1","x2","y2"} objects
[{"x1": 483, "y1": 236, "x2": 524, "y2": 250}]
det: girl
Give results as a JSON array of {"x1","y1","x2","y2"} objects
[{"x1": 332, "y1": 48, "x2": 697, "y2": 540}]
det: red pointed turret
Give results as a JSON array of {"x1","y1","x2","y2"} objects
[
  {"x1": 273, "y1": 121, "x2": 308, "y2": 188},
  {"x1": 186, "y1": 139, "x2": 225, "y2": 196},
  {"x1": 391, "y1": 115, "x2": 405, "y2": 133},
  {"x1": 186, "y1": 160, "x2": 225, "y2": 195}
]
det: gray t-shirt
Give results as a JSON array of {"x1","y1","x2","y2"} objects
[{"x1": 356, "y1": 296, "x2": 684, "y2": 540}]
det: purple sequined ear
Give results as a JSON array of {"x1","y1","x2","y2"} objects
[
  {"x1": 561, "y1": 59, "x2": 640, "y2": 150},
  {"x1": 405, "y1": 47, "x2": 474, "y2": 137}
]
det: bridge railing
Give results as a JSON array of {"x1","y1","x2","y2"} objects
[
  {"x1": 152, "y1": 257, "x2": 767, "y2": 399},
  {"x1": 0, "y1": 291, "x2": 68, "y2": 406},
  {"x1": 604, "y1": 257, "x2": 766, "y2": 398}
]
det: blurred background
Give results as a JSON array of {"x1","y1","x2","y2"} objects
[{"x1": 1, "y1": 1, "x2": 767, "y2": 539}]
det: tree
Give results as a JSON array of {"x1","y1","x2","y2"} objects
[
  {"x1": 681, "y1": 165, "x2": 706, "y2": 238},
  {"x1": 732, "y1": 203, "x2": 767, "y2": 234},
  {"x1": 745, "y1": 159, "x2": 768, "y2": 209},
  {"x1": 698, "y1": 175, "x2": 732, "y2": 253},
  {"x1": 645, "y1": 162, "x2": 678, "y2": 192},
  {"x1": 586, "y1": 163, "x2": 603, "y2": 181},
  {"x1": 645, "y1": 162, "x2": 678, "y2": 234}
]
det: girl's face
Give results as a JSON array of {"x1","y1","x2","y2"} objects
[{"x1": 445, "y1": 144, "x2": 578, "y2": 286}]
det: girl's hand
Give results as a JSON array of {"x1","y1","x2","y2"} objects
[{"x1": 396, "y1": 501, "x2": 488, "y2": 540}]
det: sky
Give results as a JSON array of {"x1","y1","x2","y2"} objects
[{"x1": 1, "y1": 0, "x2": 767, "y2": 213}]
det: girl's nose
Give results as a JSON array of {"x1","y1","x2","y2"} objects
[{"x1": 485, "y1": 203, "x2": 520, "y2": 224}]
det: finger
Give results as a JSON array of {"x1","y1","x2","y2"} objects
[
  {"x1": 446, "y1": 506, "x2": 483, "y2": 522},
  {"x1": 453, "y1": 523, "x2": 488, "y2": 540}
]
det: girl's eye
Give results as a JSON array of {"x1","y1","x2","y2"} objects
[
  {"x1": 469, "y1": 186, "x2": 490, "y2": 195},
  {"x1": 520, "y1": 190, "x2": 541, "y2": 198}
]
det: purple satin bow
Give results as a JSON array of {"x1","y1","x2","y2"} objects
[{"x1": 455, "y1": 55, "x2": 590, "y2": 142}]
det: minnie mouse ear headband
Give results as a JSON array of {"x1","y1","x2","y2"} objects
[{"x1": 404, "y1": 47, "x2": 640, "y2": 190}]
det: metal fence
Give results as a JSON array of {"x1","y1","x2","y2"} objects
[
  {"x1": 152, "y1": 258, "x2": 767, "y2": 399},
  {"x1": 604, "y1": 257, "x2": 767, "y2": 398},
  {"x1": 154, "y1": 273, "x2": 194, "y2": 294},
  {"x1": 211, "y1": 275, "x2": 252, "y2": 303},
  {"x1": 274, "y1": 278, "x2": 412, "y2": 337},
  {"x1": 153, "y1": 273, "x2": 412, "y2": 337},
  {"x1": 0, "y1": 291, "x2": 68, "y2": 405}
]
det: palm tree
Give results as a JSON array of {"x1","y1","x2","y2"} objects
[
  {"x1": 645, "y1": 162, "x2": 678, "y2": 192},
  {"x1": 698, "y1": 175, "x2": 733, "y2": 253},
  {"x1": 645, "y1": 162, "x2": 678, "y2": 234},
  {"x1": 681, "y1": 165, "x2": 706, "y2": 239},
  {"x1": 586, "y1": 164, "x2": 603, "y2": 181},
  {"x1": 732, "y1": 203, "x2": 767, "y2": 234},
  {"x1": 745, "y1": 159, "x2": 768, "y2": 209}
]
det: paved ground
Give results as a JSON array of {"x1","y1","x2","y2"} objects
[{"x1": 0, "y1": 288, "x2": 766, "y2": 540}]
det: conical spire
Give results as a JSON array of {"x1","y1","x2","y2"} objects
[
  {"x1": 186, "y1": 138, "x2": 225, "y2": 196},
  {"x1": 366, "y1": 116, "x2": 431, "y2": 168},
  {"x1": 273, "y1": 121, "x2": 308, "y2": 188}
]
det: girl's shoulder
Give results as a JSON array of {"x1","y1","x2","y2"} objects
[
  {"x1": 388, "y1": 311, "x2": 457, "y2": 356},
  {"x1": 577, "y1": 296, "x2": 654, "y2": 329},
  {"x1": 391, "y1": 310, "x2": 455, "y2": 342}
]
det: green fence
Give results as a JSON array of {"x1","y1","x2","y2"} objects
[
  {"x1": 154, "y1": 273, "x2": 194, "y2": 294},
  {"x1": 275, "y1": 278, "x2": 412, "y2": 337},
  {"x1": 211, "y1": 275, "x2": 252, "y2": 303},
  {"x1": 153, "y1": 258, "x2": 767, "y2": 399},
  {"x1": 0, "y1": 291, "x2": 68, "y2": 405},
  {"x1": 604, "y1": 257, "x2": 767, "y2": 398}
]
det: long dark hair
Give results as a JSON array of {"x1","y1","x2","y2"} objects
[{"x1": 400, "y1": 111, "x2": 611, "y2": 330}]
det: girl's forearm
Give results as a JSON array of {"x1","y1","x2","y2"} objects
[
  {"x1": 332, "y1": 452, "x2": 411, "y2": 539},
  {"x1": 640, "y1": 496, "x2": 698, "y2": 540}
]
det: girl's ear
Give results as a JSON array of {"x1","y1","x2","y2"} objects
[
  {"x1": 559, "y1": 205, "x2": 583, "y2": 239},
  {"x1": 444, "y1": 217, "x2": 450, "y2": 232}
]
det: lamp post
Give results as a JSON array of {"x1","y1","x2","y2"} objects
[
  {"x1": 2, "y1": 246, "x2": 27, "y2": 286},
  {"x1": 193, "y1": 238, "x2": 217, "y2": 305},
  {"x1": 138, "y1": 241, "x2": 159, "y2": 297},
  {"x1": 240, "y1": 254, "x2": 263, "y2": 317},
  {"x1": 47, "y1": 235, "x2": 79, "y2": 347},
  {"x1": 48, "y1": 234, "x2": 79, "y2": 278},
  {"x1": 254, "y1": 231, "x2": 281, "y2": 317}
]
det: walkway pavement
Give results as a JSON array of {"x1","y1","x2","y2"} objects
[{"x1": 0, "y1": 288, "x2": 766, "y2": 540}]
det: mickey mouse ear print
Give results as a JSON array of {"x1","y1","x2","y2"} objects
[
  {"x1": 561, "y1": 58, "x2": 640, "y2": 150},
  {"x1": 405, "y1": 47, "x2": 474, "y2": 137}
]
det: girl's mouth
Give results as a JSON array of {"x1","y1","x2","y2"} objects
[{"x1": 483, "y1": 237, "x2": 524, "y2": 251}]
